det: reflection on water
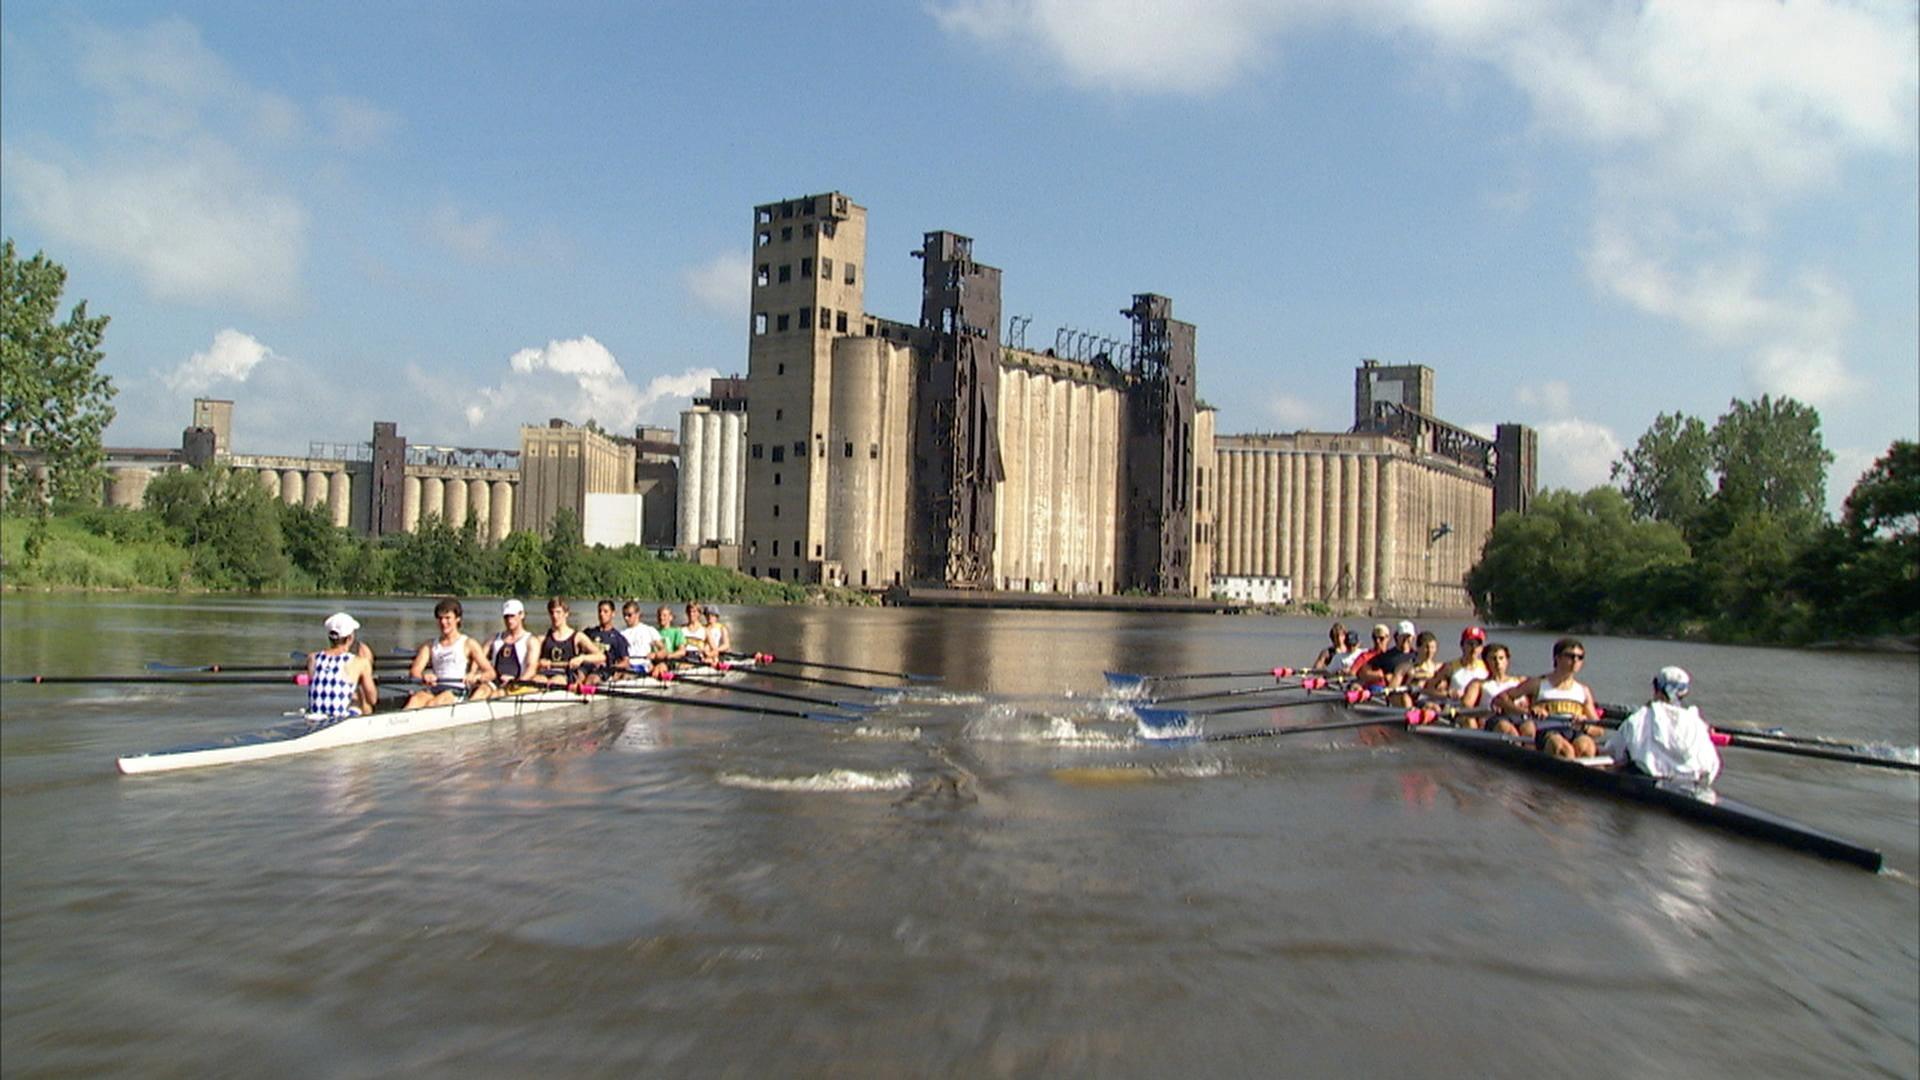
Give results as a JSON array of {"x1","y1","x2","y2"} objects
[{"x1": 1, "y1": 594, "x2": 1915, "y2": 1075}]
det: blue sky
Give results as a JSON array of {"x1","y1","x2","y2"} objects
[{"x1": 3, "y1": 1, "x2": 1914, "y2": 508}]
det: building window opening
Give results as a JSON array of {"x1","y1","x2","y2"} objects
[
  {"x1": 776, "y1": 313, "x2": 790, "y2": 333},
  {"x1": 843, "y1": 441, "x2": 853, "y2": 458},
  {"x1": 780, "y1": 226, "x2": 792, "y2": 242},
  {"x1": 814, "y1": 544, "x2": 823, "y2": 558},
  {"x1": 771, "y1": 445, "x2": 784, "y2": 462},
  {"x1": 835, "y1": 311, "x2": 848, "y2": 333},
  {"x1": 770, "y1": 567, "x2": 781, "y2": 581},
  {"x1": 800, "y1": 257, "x2": 813, "y2": 278},
  {"x1": 773, "y1": 472, "x2": 781, "y2": 486},
  {"x1": 803, "y1": 224, "x2": 814, "y2": 238},
  {"x1": 778, "y1": 264, "x2": 791, "y2": 283},
  {"x1": 799, "y1": 307, "x2": 810, "y2": 326},
  {"x1": 774, "y1": 408, "x2": 783, "y2": 421},
  {"x1": 753, "y1": 313, "x2": 767, "y2": 335},
  {"x1": 781, "y1": 202, "x2": 794, "y2": 219},
  {"x1": 869, "y1": 443, "x2": 879, "y2": 459},
  {"x1": 757, "y1": 231, "x2": 770, "y2": 247},
  {"x1": 772, "y1": 504, "x2": 779, "y2": 517},
  {"x1": 776, "y1": 362, "x2": 785, "y2": 375},
  {"x1": 756, "y1": 264, "x2": 769, "y2": 286},
  {"x1": 845, "y1": 262, "x2": 856, "y2": 285},
  {"x1": 757, "y1": 208, "x2": 772, "y2": 225},
  {"x1": 821, "y1": 256, "x2": 832, "y2": 279},
  {"x1": 819, "y1": 308, "x2": 831, "y2": 330}
]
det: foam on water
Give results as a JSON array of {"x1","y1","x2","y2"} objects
[
  {"x1": 851, "y1": 724, "x2": 922, "y2": 741},
  {"x1": 715, "y1": 769, "x2": 914, "y2": 793},
  {"x1": 965, "y1": 706, "x2": 1134, "y2": 747}
]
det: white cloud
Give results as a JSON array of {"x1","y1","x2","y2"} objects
[
  {"x1": 683, "y1": 251, "x2": 752, "y2": 316},
  {"x1": 319, "y1": 95, "x2": 401, "y2": 151},
  {"x1": 1535, "y1": 416, "x2": 1624, "y2": 492},
  {"x1": 1263, "y1": 392, "x2": 1322, "y2": 429},
  {"x1": 427, "y1": 202, "x2": 506, "y2": 263},
  {"x1": 1585, "y1": 224, "x2": 1863, "y2": 406},
  {"x1": 6, "y1": 143, "x2": 308, "y2": 309},
  {"x1": 459, "y1": 335, "x2": 719, "y2": 445},
  {"x1": 163, "y1": 328, "x2": 278, "y2": 393},
  {"x1": 1514, "y1": 379, "x2": 1574, "y2": 416}
]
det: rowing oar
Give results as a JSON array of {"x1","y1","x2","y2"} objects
[
  {"x1": 1596, "y1": 701, "x2": 1898, "y2": 753},
  {"x1": 1105, "y1": 666, "x2": 1318, "y2": 693},
  {"x1": 1195, "y1": 711, "x2": 1429, "y2": 744},
  {"x1": 659, "y1": 672, "x2": 877, "y2": 712},
  {"x1": 738, "y1": 652, "x2": 940, "y2": 683},
  {"x1": 1580, "y1": 706, "x2": 1918, "y2": 773},
  {"x1": 1147, "y1": 675, "x2": 1332, "y2": 707},
  {"x1": 3, "y1": 672, "x2": 416, "y2": 686},
  {"x1": 585, "y1": 682, "x2": 861, "y2": 724},
  {"x1": 1134, "y1": 685, "x2": 1376, "y2": 732},
  {"x1": 713, "y1": 661, "x2": 893, "y2": 693}
]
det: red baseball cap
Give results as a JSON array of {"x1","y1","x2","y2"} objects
[{"x1": 1460, "y1": 626, "x2": 1486, "y2": 642}]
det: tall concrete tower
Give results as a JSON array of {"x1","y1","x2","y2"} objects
[{"x1": 741, "y1": 192, "x2": 867, "y2": 582}]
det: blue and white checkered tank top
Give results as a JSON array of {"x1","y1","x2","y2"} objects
[{"x1": 307, "y1": 651, "x2": 357, "y2": 718}]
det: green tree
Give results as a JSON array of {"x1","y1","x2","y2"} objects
[
  {"x1": 281, "y1": 501, "x2": 350, "y2": 588},
  {"x1": 1706, "y1": 395, "x2": 1832, "y2": 538},
  {"x1": 496, "y1": 530, "x2": 548, "y2": 597},
  {"x1": 545, "y1": 506, "x2": 592, "y2": 596},
  {"x1": 1, "y1": 240, "x2": 117, "y2": 508},
  {"x1": 1611, "y1": 412, "x2": 1712, "y2": 534},
  {"x1": 1842, "y1": 440, "x2": 1919, "y2": 544},
  {"x1": 1466, "y1": 487, "x2": 1692, "y2": 630},
  {"x1": 144, "y1": 467, "x2": 288, "y2": 589}
]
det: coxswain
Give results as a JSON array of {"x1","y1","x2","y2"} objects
[
  {"x1": 534, "y1": 597, "x2": 605, "y2": 687},
  {"x1": 1423, "y1": 626, "x2": 1487, "y2": 701},
  {"x1": 1603, "y1": 666, "x2": 1721, "y2": 787},
  {"x1": 307, "y1": 613, "x2": 379, "y2": 720},
  {"x1": 582, "y1": 599, "x2": 632, "y2": 681},
  {"x1": 405, "y1": 597, "x2": 497, "y2": 708},
  {"x1": 1311, "y1": 623, "x2": 1349, "y2": 672},
  {"x1": 1459, "y1": 641, "x2": 1523, "y2": 728},
  {"x1": 1492, "y1": 638, "x2": 1603, "y2": 758},
  {"x1": 620, "y1": 600, "x2": 667, "y2": 678},
  {"x1": 486, "y1": 599, "x2": 537, "y2": 693}
]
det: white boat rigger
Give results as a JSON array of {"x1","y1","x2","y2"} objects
[{"x1": 116, "y1": 662, "x2": 751, "y2": 775}]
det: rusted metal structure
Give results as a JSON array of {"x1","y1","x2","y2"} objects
[
  {"x1": 1120, "y1": 293, "x2": 1196, "y2": 595},
  {"x1": 907, "y1": 231, "x2": 1004, "y2": 586}
]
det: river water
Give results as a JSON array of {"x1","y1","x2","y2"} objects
[{"x1": 2, "y1": 594, "x2": 1916, "y2": 1077}]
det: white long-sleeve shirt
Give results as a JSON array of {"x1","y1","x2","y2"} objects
[{"x1": 1604, "y1": 700, "x2": 1721, "y2": 786}]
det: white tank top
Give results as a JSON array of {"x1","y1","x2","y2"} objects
[
  {"x1": 1474, "y1": 675, "x2": 1523, "y2": 702},
  {"x1": 430, "y1": 636, "x2": 471, "y2": 681},
  {"x1": 1449, "y1": 662, "x2": 1487, "y2": 696}
]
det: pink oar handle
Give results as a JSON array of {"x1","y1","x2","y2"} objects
[{"x1": 1709, "y1": 730, "x2": 1732, "y2": 746}]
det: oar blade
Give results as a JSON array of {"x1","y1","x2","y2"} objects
[
  {"x1": 1132, "y1": 706, "x2": 1195, "y2": 738},
  {"x1": 1105, "y1": 672, "x2": 1149, "y2": 693}
]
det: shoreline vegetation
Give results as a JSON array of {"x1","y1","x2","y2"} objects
[{"x1": 0, "y1": 488, "x2": 875, "y2": 607}]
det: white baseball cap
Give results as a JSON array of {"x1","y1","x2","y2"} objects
[
  {"x1": 1396, "y1": 619, "x2": 1416, "y2": 637},
  {"x1": 501, "y1": 599, "x2": 526, "y2": 617},
  {"x1": 324, "y1": 612, "x2": 359, "y2": 638},
  {"x1": 1654, "y1": 666, "x2": 1692, "y2": 699}
]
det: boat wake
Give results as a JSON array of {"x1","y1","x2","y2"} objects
[
  {"x1": 964, "y1": 705, "x2": 1134, "y2": 747},
  {"x1": 715, "y1": 768, "x2": 913, "y2": 793}
]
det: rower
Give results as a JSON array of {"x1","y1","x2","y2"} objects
[
  {"x1": 702, "y1": 605, "x2": 733, "y2": 661},
  {"x1": 1328, "y1": 629, "x2": 1367, "y2": 674},
  {"x1": 651, "y1": 605, "x2": 688, "y2": 669},
  {"x1": 1311, "y1": 622, "x2": 1348, "y2": 672},
  {"x1": 1459, "y1": 641, "x2": 1522, "y2": 728},
  {"x1": 1354, "y1": 620, "x2": 1419, "y2": 699},
  {"x1": 1408, "y1": 631, "x2": 1442, "y2": 686},
  {"x1": 534, "y1": 597, "x2": 605, "y2": 687},
  {"x1": 1492, "y1": 638, "x2": 1603, "y2": 758},
  {"x1": 486, "y1": 599, "x2": 537, "y2": 693},
  {"x1": 1348, "y1": 623, "x2": 1394, "y2": 678},
  {"x1": 620, "y1": 600, "x2": 665, "y2": 677},
  {"x1": 682, "y1": 601, "x2": 712, "y2": 665},
  {"x1": 1603, "y1": 666, "x2": 1721, "y2": 787},
  {"x1": 405, "y1": 597, "x2": 497, "y2": 708},
  {"x1": 582, "y1": 599, "x2": 632, "y2": 681},
  {"x1": 1424, "y1": 626, "x2": 1487, "y2": 702},
  {"x1": 307, "y1": 613, "x2": 378, "y2": 720}
]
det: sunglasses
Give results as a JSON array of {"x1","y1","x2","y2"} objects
[{"x1": 1561, "y1": 652, "x2": 1586, "y2": 661}]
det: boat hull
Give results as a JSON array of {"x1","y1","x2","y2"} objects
[{"x1": 1410, "y1": 724, "x2": 1884, "y2": 873}]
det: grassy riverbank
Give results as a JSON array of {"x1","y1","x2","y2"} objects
[{"x1": 0, "y1": 508, "x2": 869, "y2": 605}]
